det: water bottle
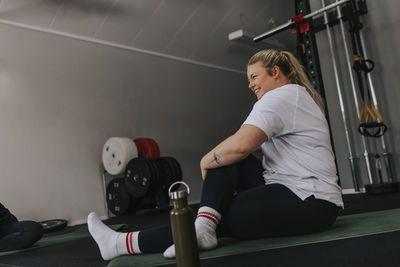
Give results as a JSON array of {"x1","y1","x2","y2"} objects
[{"x1": 168, "y1": 181, "x2": 200, "y2": 267}]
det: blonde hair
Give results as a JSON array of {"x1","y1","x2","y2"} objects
[{"x1": 248, "y1": 49, "x2": 325, "y2": 115}]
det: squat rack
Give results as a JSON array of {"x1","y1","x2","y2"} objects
[{"x1": 229, "y1": 0, "x2": 397, "y2": 194}]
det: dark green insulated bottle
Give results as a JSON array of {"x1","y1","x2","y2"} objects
[{"x1": 169, "y1": 181, "x2": 200, "y2": 267}]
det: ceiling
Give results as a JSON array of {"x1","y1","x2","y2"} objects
[{"x1": 0, "y1": 0, "x2": 297, "y2": 72}]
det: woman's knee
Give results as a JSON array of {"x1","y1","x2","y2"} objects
[
  {"x1": 205, "y1": 165, "x2": 237, "y2": 180},
  {"x1": 205, "y1": 154, "x2": 260, "y2": 180}
]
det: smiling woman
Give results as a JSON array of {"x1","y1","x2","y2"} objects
[
  {"x1": 247, "y1": 62, "x2": 289, "y2": 99},
  {"x1": 87, "y1": 49, "x2": 343, "y2": 261},
  {"x1": 247, "y1": 49, "x2": 326, "y2": 114}
]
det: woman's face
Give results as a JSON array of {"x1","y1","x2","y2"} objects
[{"x1": 247, "y1": 61, "x2": 280, "y2": 100}]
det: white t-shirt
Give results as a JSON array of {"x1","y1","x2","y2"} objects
[{"x1": 243, "y1": 84, "x2": 343, "y2": 207}]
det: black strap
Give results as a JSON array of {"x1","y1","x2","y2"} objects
[{"x1": 358, "y1": 122, "x2": 387, "y2": 137}]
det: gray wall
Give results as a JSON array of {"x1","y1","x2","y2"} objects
[
  {"x1": 312, "y1": 0, "x2": 400, "y2": 190},
  {"x1": 0, "y1": 23, "x2": 255, "y2": 224}
]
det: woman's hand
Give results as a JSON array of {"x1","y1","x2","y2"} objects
[
  {"x1": 200, "y1": 157, "x2": 208, "y2": 180},
  {"x1": 201, "y1": 168, "x2": 208, "y2": 180}
]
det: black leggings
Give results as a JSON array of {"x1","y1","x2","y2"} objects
[
  {"x1": 0, "y1": 221, "x2": 43, "y2": 252},
  {"x1": 138, "y1": 154, "x2": 340, "y2": 253},
  {"x1": 0, "y1": 202, "x2": 43, "y2": 252}
]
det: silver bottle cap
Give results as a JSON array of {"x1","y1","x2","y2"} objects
[{"x1": 169, "y1": 181, "x2": 190, "y2": 200}]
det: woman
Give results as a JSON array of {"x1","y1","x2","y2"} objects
[{"x1": 88, "y1": 49, "x2": 343, "y2": 260}]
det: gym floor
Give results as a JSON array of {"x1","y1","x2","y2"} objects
[{"x1": 1, "y1": 192, "x2": 400, "y2": 267}]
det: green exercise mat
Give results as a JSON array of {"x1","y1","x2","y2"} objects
[
  {"x1": 108, "y1": 208, "x2": 400, "y2": 267},
  {"x1": 0, "y1": 223, "x2": 127, "y2": 257}
]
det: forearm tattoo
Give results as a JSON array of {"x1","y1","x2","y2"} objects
[{"x1": 213, "y1": 152, "x2": 221, "y2": 165}]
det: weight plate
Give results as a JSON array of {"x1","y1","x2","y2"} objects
[
  {"x1": 156, "y1": 157, "x2": 170, "y2": 183},
  {"x1": 170, "y1": 157, "x2": 182, "y2": 181},
  {"x1": 144, "y1": 158, "x2": 160, "y2": 196},
  {"x1": 39, "y1": 219, "x2": 68, "y2": 233},
  {"x1": 125, "y1": 158, "x2": 152, "y2": 198},
  {"x1": 156, "y1": 157, "x2": 173, "y2": 202},
  {"x1": 133, "y1": 138, "x2": 160, "y2": 158},
  {"x1": 153, "y1": 158, "x2": 167, "y2": 193},
  {"x1": 133, "y1": 138, "x2": 148, "y2": 158},
  {"x1": 106, "y1": 178, "x2": 131, "y2": 216},
  {"x1": 152, "y1": 158, "x2": 165, "y2": 186},
  {"x1": 129, "y1": 196, "x2": 142, "y2": 213},
  {"x1": 102, "y1": 137, "x2": 138, "y2": 175},
  {"x1": 163, "y1": 157, "x2": 175, "y2": 183},
  {"x1": 159, "y1": 157, "x2": 176, "y2": 188},
  {"x1": 165, "y1": 157, "x2": 182, "y2": 184},
  {"x1": 146, "y1": 138, "x2": 160, "y2": 158}
]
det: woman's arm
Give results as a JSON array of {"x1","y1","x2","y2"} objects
[{"x1": 200, "y1": 124, "x2": 267, "y2": 179}]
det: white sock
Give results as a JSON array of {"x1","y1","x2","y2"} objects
[
  {"x1": 163, "y1": 206, "x2": 221, "y2": 258},
  {"x1": 87, "y1": 212, "x2": 141, "y2": 260}
]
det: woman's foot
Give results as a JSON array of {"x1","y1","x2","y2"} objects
[
  {"x1": 87, "y1": 212, "x2": 141, "y2": 260},
  {"x1": 163, "y1": 207, "x2": 221, "y2": 258},
  {"x1": 163, "y1": 225, "x2": 218, "y2": 258},
  {"x1": 88, "y1": 212, "x2": 120, "y2": 260}
]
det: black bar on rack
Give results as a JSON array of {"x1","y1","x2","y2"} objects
[
  {"x1": 254, "y1": 0, "x2": 350, "y2": 42},
  {"x1": 312, "y1": 1, "x2": 367, "y2": 33}
]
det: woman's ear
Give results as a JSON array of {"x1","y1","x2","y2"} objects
[{"x1": 272, "y1": 65, "x2": 280, "y2": 78}]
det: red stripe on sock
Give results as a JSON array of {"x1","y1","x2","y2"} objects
[
  {"x1": 126, "y1": 233, "x2": 132, "y2": 254},
  {"x1": 197, "y1": 211, "x2": 219, "y2": 222},
  {"x1": 197, "y1": 214, "x2": 218, "y2": 225},
  {"x1": 130, "y1": 232, "x2": 135, "y2": 254}
]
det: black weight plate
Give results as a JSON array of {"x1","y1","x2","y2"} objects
[
  {"x1": 129, "y1": 196, "x2": 142, "y2": 213},
  {"x1": 161, "y1": 157, "x2": 177, "y2": 188},
  {"x1": 153, "y1": 159, "x2": 168, "y2": 202},
  {"x1": 163, "y1": 157, "x2": 176, "y2": 185},
  {"x1": 165, "y1": 157, "x2": 182, "y2": 184},
  {"x1": 125, "y1": 158, "x2": 152, "y2": 198},
  {"x1": 156, "y1": 157, "x2": 174, "y2": 202},
  {"x1": 164, "y1": 157, "x2": 176, "y2": 184},
  {"x1": 151, "y1": 158, "x2": 165, "y2": 185},
  {"x1": 137, "y1": 196, "x2": 157, "y2": 210},
  {"x1": 156, "y1": 158, "x2": 171, "y2": 185},
  {"x1": 144, "y1": 158, "x2": 160, "y2": 196},
  {"x1": 170, "y1": 157, "x2": 182, "y2": 181},
  {"x1": 39, "y1": 219, "x2": 68, "y2": 233},
  {"x1": 106, "y1": 178, "x2": 131, "y2": 216}
]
